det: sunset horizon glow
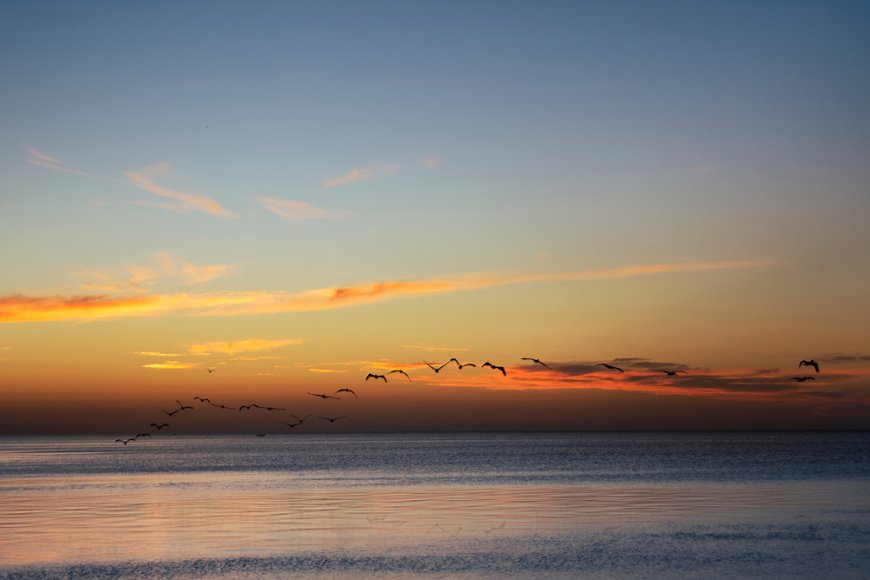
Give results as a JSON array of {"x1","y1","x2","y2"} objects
[{"x1": 2, "y1": 1, "x2": 868, "y2": 434}]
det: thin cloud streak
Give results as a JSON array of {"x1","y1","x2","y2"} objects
[
  {"x1": 425, "y1": 361, "x2": 863, "y2": 406},
  {"x1": 143, "y1": 361, "x2": 198, "y2": 369},
  {"x1": 187, "y1": 338, "x2": 302, "y2": 355},
  {"x1": 402, "y1": 343, "x2": 468, "y2": 353},
  {"x1": 82, "y1": 252, "x2": 237, "y2": 291},
  {"x1": 257, "y1": 197, "x2": 348, "y2": 221},
  {"x1": 419, "y1": 155, "x2": 444, "y2": 169},
  {"x1": 822, "y1": 353, "x2": 870, "y2": 364},
  {"x1": 0, "y1": 259, "x2": 774, "y2": 323},
  {"x1": 322, "y1": 164, "x2": 399, "y2": 188},
  {"x1": 25, "y1": 146, "x2": 107, "y2": 178},
  {"x1": 125, "y1": 163, "x2": 239, "y2": 218}
]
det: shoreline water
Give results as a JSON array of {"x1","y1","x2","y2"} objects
[{"x1": 2, "y1": 432, "x2": 868, "y2": 578}]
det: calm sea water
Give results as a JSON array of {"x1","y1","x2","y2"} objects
[{"x1": 1, "y1": 432, "x2": 869, "y2": 578}]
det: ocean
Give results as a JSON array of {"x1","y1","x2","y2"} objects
[{"x1": 1, "y1": 432, "x2": 869, "y2": 578}]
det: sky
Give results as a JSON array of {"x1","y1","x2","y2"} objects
[{"x1": 1, "y1": 1, "x2": 869, "y2": 434}]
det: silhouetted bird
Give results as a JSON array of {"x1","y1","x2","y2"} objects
[
  {"x1": 288, "y1": 413, "x2": 311, "y2": 424},
  {"x1": 799, "y1": 360, "x2": 820, "y2": 373},
  {"x1": 238, "y1": 404, "x2": 254, "y2": 411},
  {"x1": 445, "y1": 358, "x2": 475, "y2": 370},
  {"x1": 308, "y1": 392, "x2": 340, "y2": 400},
  {"x1": 261, "y1": 406, "x2": 285, "y2": 411},
  {"x1": 150, "y1": 423, "x2": 169, "y2": 430},
  {"x1": 336, "y1": 388, "x2": 358, "y2": 398},
  {"x1": 482, "y1": 362, "x2": 506, "y2": 375},
  {"x1": 365, "y1": 373, "x2": 387, "y2": 382},
  {"x1": 388, "y1": 369, "x2": 412, "y2": 381},
  {"x1": 319, "y1": 416, "x2": 346, "y2": 423},
  {"x1": 175, "y1": 400, "x2": 194, "y2": 411},
  {"x1": 597, "y1": 363, "x2": 624, "y2": 373},
  {"x1": 193, "y1": 396, "x2": 211, "y2": 403},
  {"x1": 213, "y1": 403, "x2": 234, "y2": 410},
  {"x1": 280, "y1": 421, "x2": 300, "y2": 428},
  {"x1": 791, "y1": 376, "x2": 816, "y2": 382},
  {"x1": 424, "y1": 361, "x2": 449, "y2": 373},
  {"x1": 521, "y1": 357, "x2": 551, "y2": 369},
  {"x1": 134, "y1": 433, "x2": 151, "y2": 439},
  {"x1": 660, "y1": 370, "x2": 687, "y2": 376},
  {"x1": 162, "y1": 408, "x2": 181, "y2": 416},
  {"x1": 207, "y1": 367, "x2": 215, "y2": 373},
  {"x1": 115, "y1": 438, "x2": 136, "y2": 445}
]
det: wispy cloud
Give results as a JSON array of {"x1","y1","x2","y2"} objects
[
  {"x1": 0, "y1": 294, "x2": 166, "y2": 322},
  {"x1": 143, "y1": 361, "x2": 197, "y2": 370},
  {"x1": 257, "y1": 197, "x2": 349, "y2": 222},
  {"x1": 309, "y1": 368, "x2": 348, "y2": 374},
  {"x1": 187, "y1": 338, "x2": 302, "y2": 356},
  {"x1": 402, "y1": 343, "x2": 468, "y2": 353},
  {"x1": 692, "y1": 163, "x2": 720, "y2": 176},
  {"x1": 82, "y1": 251, "x2": 237, "y2": 291},
  {"x1": 419, "y1": 155, "x2": 444, "y2": 169},
  {"x1": 125, "y1": 163, "x2": 239, "y2": 218},
  {"x1": 0, "y1": 259, "x2": 775, "y2": 323},
  {"x1": 425, "y1": 358, "x2": 865, "y2": 405},
  {"x1": 25, "y1": 146, "x2": 106, "y2": 178},
  {"x1": 821, "y1": 353, "x2": 870, "y2": 364},
  {"x1": 322, "y1": 164, "x2": 399, "y2": 188},
  {"x1": 131, "y1": 351, "x2": 187, "y2": 357}
]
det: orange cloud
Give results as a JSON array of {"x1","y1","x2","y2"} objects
[
  {"x1": 423, "y1": 362, "x2": 862, "y2": 407},
  {"x1": 403, "y1": 343, "x2": 468, "y2": 352},
  {"x1": 125, "y1": 163, "x2": 239, "y2": 218},
  {"x1": 143, "y1": 361, "x2": 197, "y2": 369},
  {"x1": 0, "y1": 259, "x2": 774, "y2": 323},
  {"x1": 322, "y1": 164, "x2": 399, "y2": 188},
  {"x1": 0, "y1": 294, "x2": 165, "y2": 322},
  {"x1": 187, "y1": 338, "x2": 302, "y2": 356}
]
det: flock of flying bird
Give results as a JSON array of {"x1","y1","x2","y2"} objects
[{"x1": 113, "y1": 356, "x2": 824, "y2": 443}]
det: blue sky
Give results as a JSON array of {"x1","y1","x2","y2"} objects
[{"x1": 1, "y1": 1, "x2": 869, "y2": 431}]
